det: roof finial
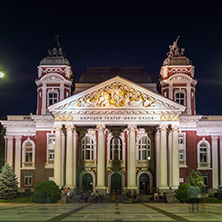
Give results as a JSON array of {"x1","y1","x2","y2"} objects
[
  {"x1": 167, "y1": 36, "x2": 185, "y2": 58},
  {"x1": 55, "y1": 35, "x2": 60, "y2": 47}
]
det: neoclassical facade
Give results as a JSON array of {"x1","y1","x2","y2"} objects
[{"x1": 2, "y1": 39, "x2": 222, "y2": 194}]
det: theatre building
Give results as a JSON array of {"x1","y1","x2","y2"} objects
[{"x1": 1, "y1": 39, "x2": 222, "y2": 194}]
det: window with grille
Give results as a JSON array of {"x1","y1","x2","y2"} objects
[
  {"x1": 178, "y1": 133, "x2": 186, "y2": 161},
  {"x1": 24, "y1": 173, "x2": 32, "y2": 186},
  {"x1": 110, "y1": 137, "x2": 122, "y2": 160},
  {"x1": 82, "y1": 136, "x2": 94, "y2": 160},
  {"x1": 48, "y1": 92, "x2": 58, "y2": 106},
  {"x1": 199, "y1": 143, "x2": 207, "y2": 163},
  {"x1": 138, "y1": 136, "x2": 151, "y2": 160},
  {"x1": 25, "y1": 142, "x2": 33, "y2": 163},
  {"x1": 175, "y1": 92, "x2": 185, "y2": 105},
  {"x1": 48, "y1": 134, "x2": 55, "y2": 160}
]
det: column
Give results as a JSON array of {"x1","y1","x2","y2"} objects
[
  {"x1": 41, "y1": 83, "x2": 46, "y2": 114},
  {"x1": 61, "y1": 132, "x2": 65, "y2": 186},
  {"x1": 155, "y1": 129, "x2": 160, "y2": 189},
  {"x1": 15, "y1": 136, "x2": 22, "y2": 187},
  {"x1": 171, "y1": 125, "x2": 179, "y2": 189},
  {"x1": 168, "y1": 130, "x2": 172, "y2": 188},
  {"x1": 96, "y1": 124, "x2": 106, "y2": 194},
  {"x1": 220, "y1": 136, "x2": 222, "y2": 185},
  {"x1": 159, "y1": 124, "x2": 169, "y2": 190},
  {"x1": 212, "y1": 136, "x2": 218, "y2": 189},
  {"x1": 6, "y1": 135, "x2": 13, "y2": 166},
  {"x1": 187, "y1": 84, "x2": 192, "y2": 115},
  {"x1": 73, "y1": 128, "x2": 77, "y2": 188},
  {"x1": 66, "y1": 124, "x2": 74, "y2": 188},
  {"x1": 127, "y1": 125, "x2": 137, "y2": 190},
  {"x1": 54, "y1": 124, "x2": 62, "y2": 187}
]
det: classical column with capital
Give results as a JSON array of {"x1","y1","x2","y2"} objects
[
  {"x1": 212, "y1": 136, "x2": 218, "y2": 189},
  {"x1": 15, "y1": 136, "x2": 22, "y2": 187},
  {"x1": 54, "y1": 124, "x2": 62, "y2": 187},
  {"x1": 171, "y1": 124, "x2": 179, "y2": 189},
  {"x1": 127, "y1": 124, "x2": 137, "y2": 190},
  {"x1": 6, "y1": 135, "x2": 13, "y2": 166},
  {"x1": 66, "y1": 124, "x2": 74, "y2": 188},
  {"x1": 96, "y1": 124, "x2": 106, "y2": 194},
  {"x1": 159, "y1": 124, "x2": 169, "y2": 190},
  {"x1": 155, "y1": 129, "x2": 160, "y2": 189},
  {"x1": 73, "y1": 128, "x2": 77, "y2": 188}
]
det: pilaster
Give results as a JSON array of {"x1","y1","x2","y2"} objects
[
  {"x1": 15, "y1": 136, "x2": 22, "y2": 187},
  {"x1": 155, "y1": 129, "x2": 160, "y2": 189},
  {"x1": 6, "y1": 135, "x2": 14, "y2": 166},
  {"x1": 212, "y1": 136, "x2": 218, "y2": 189}
]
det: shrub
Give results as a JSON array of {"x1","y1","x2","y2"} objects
[
  {"x1": 176, "y1": 183, "x2": 190, "y2": 203},
  {"x1": 0, "y1": 164, "x2": 18, "y2": 200},
  {"x1": 208, "y1": 197, "x2": 222, "y2": 203},
  {"x1": 187, "y1": 170, "x2": 205, "y2": 191},
  {"x1": 31, "y1": 180, "x2": 61, "y2": 203},
  {"x1": 209, "y1": 192, "x2": 215, "y2": 198}
]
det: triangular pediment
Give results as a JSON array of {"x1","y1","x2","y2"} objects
[{"x1": 49, "y1": 76, "x2": 185, "y2": 116}]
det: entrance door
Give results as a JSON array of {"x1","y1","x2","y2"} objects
[
  {"x1": 82, "y1": 173, "x2": 93, "y2": 192},
  {"x1": 139, "y1": 173, "x2": 150, "y2": 194},
  {"x1": 111, "y1": 173, "x2": 121, "y2": 193}
]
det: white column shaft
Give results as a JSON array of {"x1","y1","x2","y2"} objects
[
  {"x1": 54, "y1": 126, "x2": 62, "y2": 186},
  {"x1": 155, "y1": 130, "x2": 160, "y2": 189},
  {"x1": 168, "y1": 131, "x2": 172, "y2": 188},
  {"x1": 212, "y1": 136, "x2": 218, "y2": 189},
  {"x1": 73, "y1": 130, "x2": 77, "y2": 188},
  {"x1": 42, "y1": 83, "x2": 47, "y2": 114},
  {"x1": 171, "y1": 126, "x2": 179, "y2": 189},
  {"x1": 7, "y1": 136, "x2": 13, "y2": 166},
  {"x1": 61, "y1": 132, "x2": 65, "y2": 186},
  {"x1": 159, "y1": 125, "x2": 168, "y2": 189},
  {"x1": 66, "y1": 125, "x2": 74, "y2": 188},
  {"x1": 187, "y1": 84, "x2": 192, "y2": 115},
  {"x1": 15, "y1": 136, "x2": 22, "y2": 187},
  {"x1": 97, "y1": 125, "x2": 105, "y2": 187},
  {"x1": 128, "y1": 125, "x2": 136, "y2": 189}
]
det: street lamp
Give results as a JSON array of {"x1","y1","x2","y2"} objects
[{"x1": 0, "y1": 72, "x2": 4, "y2": 78}]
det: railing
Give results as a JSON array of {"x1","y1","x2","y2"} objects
[{"x1": 106, "y1": 160, "x2": 125, "y2": 167}]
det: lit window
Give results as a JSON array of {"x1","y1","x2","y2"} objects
[
  {"x1": 200, "y1": 143, "x2": 207, "y2": 163},
  {"x1": 175, "y1": 92, "x2": 185, "y2": 105},
  {"x1": 24, "y1": 173, "x2": 32, "y2": 186},
  {"x1": 178, "y1": 133, "x2": 186, "y2": 161},
  {"x1": 110, "y1": 137, "x2": 122, "y2": 160},
  {"x1": 201, "y1": 173, "x2": 208, "y2": 186},
  {"x1": 48, "y1": 92, "x2": 58, "y2": 106},
  {"x1": 138, "y1": 136, "x2": 151, "y2": 160},
  {"x1": 25, "y1": 142, "x2": 33, "y2": 163},
  {"x1": 47, "y1": 134, "x2": 55, "y2": 161},
  {"x1": 197, "y1": 139, "x2": 211, "y2": 168},
  {"x1": 82, "y1": 136, "x2": 94, "y2": 160}
]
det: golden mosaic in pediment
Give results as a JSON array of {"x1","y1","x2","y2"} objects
[{"x1": 73, "y1": 82, "x2": 156, "y2": 108}]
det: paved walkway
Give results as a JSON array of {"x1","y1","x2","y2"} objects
[{"x1": 0, "y1": 203, "x2": 222, "y2": 221}]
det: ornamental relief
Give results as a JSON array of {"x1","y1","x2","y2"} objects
[{"x1": 71, "y1": 82, "x2": 156, "y2": 108}]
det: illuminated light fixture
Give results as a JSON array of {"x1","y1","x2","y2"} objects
[
  {"x1": 0, "y1": 72, "x2": 4, "y2": 78},
  {"x1": 148, "y1": 156, "x2": 151, "y2": 160}
]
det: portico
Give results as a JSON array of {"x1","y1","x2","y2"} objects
[{"x1": 49, "y1": 76, "x2": 185, "y2": 194}]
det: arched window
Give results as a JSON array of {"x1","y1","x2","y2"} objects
[
  {"x1": 82, "y1": 136, "x2": 94, "y2": 160},
  {"x1": 22, "y1": 139, "x2": 35, "y2": 168},
  {"x1": 138, "y1": 136, "x2": 151, "y2": 160},
  {"x1": 110, "y1": 137, "x2": 122, "y2": 160},
  {"x1": 197, "y1": 139, "x2": 210, "y2": 168}
]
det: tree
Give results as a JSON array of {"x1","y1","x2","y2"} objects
[
  {"x1": 31, "y1": 180, "x2": 61, "y2": 203},
  {"x1": 0, "y1": 164, "x2": 18, "y2": 199},
  {"x1": 187, "y1": 170, "x2": 205, "y2": 191}
]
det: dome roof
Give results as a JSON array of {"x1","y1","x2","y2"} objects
[
  {"x1": 163, "y1": 56, "x2": 192, "y2": 66},
  {"x1": 39, "y1": 56, "x2": 70, "y2": 66},
  {"x1": 77, "y1": 67, "x2": 154, "y2": 84}
]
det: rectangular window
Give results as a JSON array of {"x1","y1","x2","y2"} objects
[
  {"x1": 47, "y1": 134, "x2": 55, "y2": 162},
  {"x1": 175, "y1": 92, "x2": 185, "y2": 105},
  {"x1": 24, "y1": 173, "x2": 32, "y2": 186},
  {"x1": 201, "y1": 173, "x2": 208, "y2": 186},
  {"x1": 178, "y1": 133, "x2": 186, "y2": 162}
]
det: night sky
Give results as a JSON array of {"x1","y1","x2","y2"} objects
[{"x1": 0, "y1": 0, "x2": 222, "y2": 117}]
